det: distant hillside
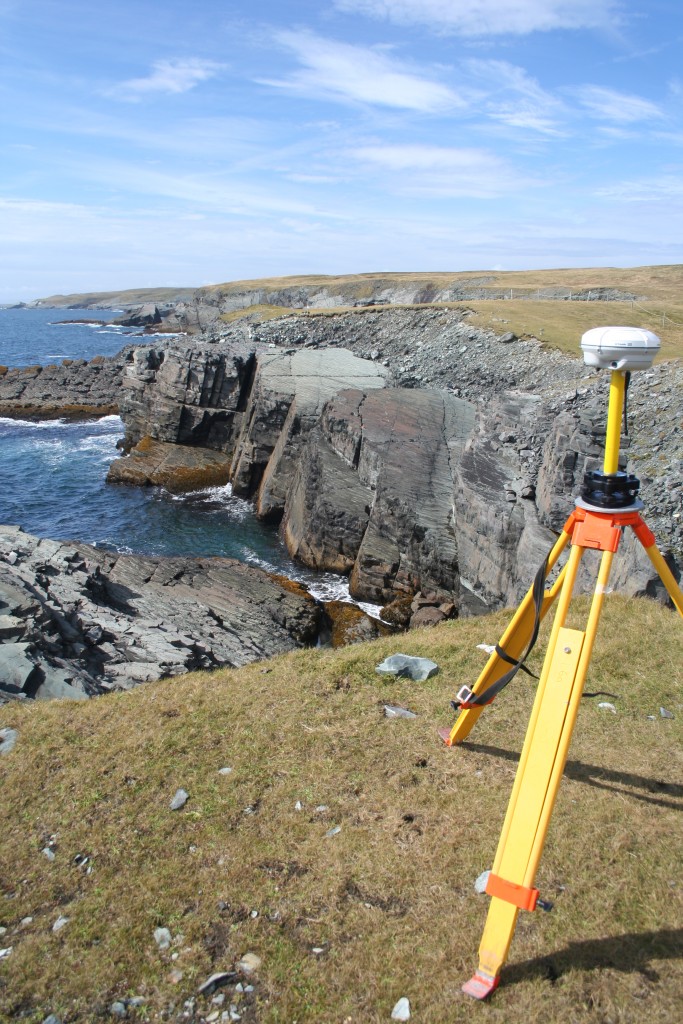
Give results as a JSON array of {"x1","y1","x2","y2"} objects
[
  {"x1": 28, "y1": 286, "x2": 198, "y2": 309},
  {"x1": 29, "y1": 265, "x2": 683, "y2": 309}
]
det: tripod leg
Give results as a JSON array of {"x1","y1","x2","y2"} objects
[
  {"x1": 464, "y1": 546, "x2": 615, "y2": 998},
  {"x1": 441, "y1": 530, "x2": 571, "y2": 746},
  {"x1": 642, "y1": 543, "x2": 683, "y2": 618}
]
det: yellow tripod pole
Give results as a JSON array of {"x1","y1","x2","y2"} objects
[{"x1": 461, "y1": 367, "x2": 683, "y2": 998}]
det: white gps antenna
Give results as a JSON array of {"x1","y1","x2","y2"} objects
[{"x1": 580, "y1": 325, "x2": 660, "y2": 372}]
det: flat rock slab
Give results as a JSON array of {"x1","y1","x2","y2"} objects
[
  {"x1": 375, "y1": 654, "x2": 439, "y2": 681},
  {"x1": 107, "y1": 437, "x2": 232, "y2": 493}
]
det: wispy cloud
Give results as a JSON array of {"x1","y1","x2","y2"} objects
[
  {"x1": 468, "y1": 59, "x2": 567, "y2": 134},
  {"x1": 333, "y1": 0, "x2": 619, "y2": 36},
  {"x1": 351, "y1": 143, "x2": 539, "y2": 197},
  {"x1": 260, "y1": 30, "x2": 467, "y2": 112},
  {"x1": 574, "y1": 85, "x2": 665, "y2": 123},
  {"x1": 596, "y1": 174, "x2": 683, "y2": 201},
  {"x1": 107, "y1": 59, "x2": 225, "y2": 101}
]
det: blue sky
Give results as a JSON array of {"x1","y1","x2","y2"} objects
[{"x1": 1, "y1": 0, "x2": 682, "y2": 300}]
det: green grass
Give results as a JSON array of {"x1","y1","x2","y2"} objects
[{"x1": 0, "y1": 595, "x2": 681, "y2": 1023}]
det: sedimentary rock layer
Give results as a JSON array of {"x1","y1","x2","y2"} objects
[{"x1": 0, "y1": 525, "x2": 322, "y2": 703}]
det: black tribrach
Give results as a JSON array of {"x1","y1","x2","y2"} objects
[{"x1": 581, "y1": 469, "x2": 640, "y2": 509}]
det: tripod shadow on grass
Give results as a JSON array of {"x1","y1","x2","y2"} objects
[
  {"x1": 461, "y1": 741, "x2": 683, "y2": 811},
  {"x1": 502, "y1": 927, "x2": 683, "y2": 987}
]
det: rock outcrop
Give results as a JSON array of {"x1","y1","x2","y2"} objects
[
  {"x1": 282, "y1": 387, "x2": 474, "y2": 604},
  {"x1": 107, "y1": 437, "x2": 232, "y2": 492},
  {"x1": 0, "y1": 526, "x2": 322, "y2": 703},
  {"x1": 0, "y1": 352, "x2": 128, "y2": 419}
]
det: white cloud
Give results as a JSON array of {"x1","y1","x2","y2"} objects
[
  {"x1": 108, "y1": 59, "x2": 225, "y2": 101},
  {"x1": 468, "y1": 59, "x2": 567, "y2": 134},
  {"x1": 261, "y1": 30, "x2": 467, "y2": 112},
  {"x1": 574, "y1": 86, "x2": 665, "y2": 123},
  {"x1": 351, "y1": 143, "x2": 538, "y2": 196},
  {"x1": 333, "y1": 0, "x2": 619, "y2": 36}
]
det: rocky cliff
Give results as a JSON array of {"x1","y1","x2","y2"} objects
[
  {"x1": 106, "y1": 306, "x2": 682, "y2": 614},
  {"x1": 0, "y1": 525, "x2": 322, "y2": 703}
]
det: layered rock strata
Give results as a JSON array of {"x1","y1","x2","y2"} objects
[
  {"x1": 0, "y1": 352, "x2": 128, "y2": 419},
  {"x1": 0, "y1": 526, "x2": 322, "y2": 703}
]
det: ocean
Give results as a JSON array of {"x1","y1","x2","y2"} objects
[{"x1": 0, "y1": 307, "x2": 361, "y2": 606}]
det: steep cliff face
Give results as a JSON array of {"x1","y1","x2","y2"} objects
[
  {"x1": 230, "y1": 348, "x2": 388, "y2": 518},
  {"x1": 117, "y1": 339, "x2": 260, "y2": 452},
  {"x1": 282, "y1": 388, "x2": 473, "y2": 603},
  {"x1": 106, "y1": 308, "x2": 682, "y2": 613}
]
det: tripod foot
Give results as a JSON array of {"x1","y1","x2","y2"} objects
[{"x1": 462, "y1": 970, "x2": 500, "y2": 1000}]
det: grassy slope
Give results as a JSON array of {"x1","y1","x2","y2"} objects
[{"x1": 0, "y1": 596, "x2": 681, "y2": 1023}]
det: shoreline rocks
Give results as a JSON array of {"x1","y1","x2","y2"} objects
[{"x1": 0, "y1": 526, "x2": 323, "y2": 704}]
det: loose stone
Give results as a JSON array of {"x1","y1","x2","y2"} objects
[
  {"x1": 391, "y1": 997, "x2": 411, "y2": 1021},
  {"x1": 52, "y1": 916, "x2": 69, "y2": 933},
  {"x1": 154, "y1": 927, "x2": 172, "y2": 950},
  {"x1": 237, "y1": 952, "x2": 262, "y2": 974},
  {"x1": 170, "y1": 788, "x2": 189, "y2": 810},
  {"x1": 383, "y1": 705, "x2": 417, "y2": 719},
  {"x1": 375, "y1": 654, "x2": 439, "y2": 681}
]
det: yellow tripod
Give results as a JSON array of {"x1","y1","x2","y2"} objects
[{"x1": 439, "y1": 365, "x2": 683, "y2": 1000}]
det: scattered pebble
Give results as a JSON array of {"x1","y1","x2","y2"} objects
[
  {"x1": 312, "y1": 946, "x2": 325, "y2": 955},
  {"x1": 20, "y1": 916, "x2": 33, "y2": 927},
  {"x1": 0, "y1": 927, "x2": 5, "y2": 937},
  {"x1": 474, "y1": 870, "x2": 491, "y2": 894},
  {"x1": 212, "y1": 993, "x2": 226, "y2": 1005},
  {"x1": 476, "y1": 643, "x2": 496, "y2": 655},
  {"x1": 42, "y1": 847, "x2": 56, "y2": 861},
  {"x1": 154, "y1": 927, "x2": 172, "y2": 950},
  {"x1": 237, "y1": 952, "x2": 262, "y2": 974},
  {"x1": 170, "y1": 788, "x2": 189, "y2": 810},
  {"x1": 598, "y1": 702, "x2": 617, "y2": 714},
  {"x1": 325, "y1": 825, "x2": 342, "y2": 838},
  {"x1": 0, "y1": 947, "x2": 12, "y2": 960},
  {"x1": 383, "y1": 704, "x2": 417, "y2": 719},
  {"x1": 218, "y1": 767, "x2": 233, "y2": 775},
  {"x1": 168, "y1": 969, "x2": 184, "y2": 984},
  {"x1": 52, "y1": 916, "x2": 69, "y2": 933},
  {"x1": 42, "y1": 1016, "x2": 62, "y2": 1024},
  {"x1": 391, "y1": 996, "x2": 411, "y2": 1021},
  {"x1": 660, "y1": 707, "x2": 675, "y2": 719},
  {"x1": 294, "y1": 800, "x2": 303, "y2": 811},
  {"x1": 110, "y1": 1002, "x2": 127, "y2": 1019}
]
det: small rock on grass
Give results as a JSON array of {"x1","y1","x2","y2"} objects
[
  {"x1": 0, "y1": 728, "x2": 18, "y2": 755},
  {"x1": 375, "y1": 654, "x2": 438, "y2": 681},
  {"x1": 383, "y1": 704, "x2": 417, "y2": 719},
  {"x1": 52, "y1": 916, "x2": 69, "y2": 933},
  {"x1": 598, "y1": 702, "x2": 617, "y2": 714},
  {"x1": 197, "y1": 971, "x2": 239, "y2": 996},
  {"x1": 154, "y1": 927, "x2": 172, "y2": 950},
  {"x1": 170, "y1": 788, "x2": 189, "y2": 810},
  {"x1": 474, "y1": 870, "x2": 491, "y2": 894},
  {"x1": 0, "y1": 947, "x2": 12, "y2": 960},
  {"x1": 660, "y1": 707, "x2": 675, "y2": 719},
  {"x1": 42, "y1": 1016, "x2": 62, "y2": 1024},
  {"x1": 391, "y1": 997, "x2": 411, "y2": 1021},
  {"x1": 237, "y1": 952, "x2": 262, "y2": 974}
]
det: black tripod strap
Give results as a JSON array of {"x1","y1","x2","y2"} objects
[{"x1": 461, "y1": 550, "x2": 550, "y2": 708}]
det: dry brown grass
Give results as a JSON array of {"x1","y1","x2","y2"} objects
[{"x1": 0, "y1": 595, "x2": 681, "y2": 1023}]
